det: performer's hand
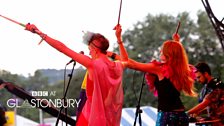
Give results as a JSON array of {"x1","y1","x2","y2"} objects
[
  {"x1": 114, "y1": 24, "x2": 122, "y2": 43},
  {"x1": 25, "y1": 23, "x2": 41, "y2": 34},
  {"x1": 172, "y1": 33, "x2": 180, "y2": 42}
]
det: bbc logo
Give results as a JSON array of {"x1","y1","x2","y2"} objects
[{"x1": 31, "y1": 91, "x2": 48, "y2": 96}]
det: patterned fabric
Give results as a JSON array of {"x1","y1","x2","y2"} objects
[
  {"x1": 156, "y1": 111, "x2": 189, "y2": 126},
  {"x1": 199, "y1": 78, "x2": 221, "y2": 103},
  {"x1": 198, "y1": 84, "x2": 209, "y2": 103},
  {"x1": 204, "y1": 86, "x2": 224, "y2": 123}
]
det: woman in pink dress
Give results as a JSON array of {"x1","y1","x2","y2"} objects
[{"x1": 25, "y1": 24, "x2": 128, "y2": 126}]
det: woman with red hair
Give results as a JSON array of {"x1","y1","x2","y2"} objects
[{"x1": 114, "y1": 24, "x2": 197, "y2": 126}]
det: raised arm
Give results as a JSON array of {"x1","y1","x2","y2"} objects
[
  {"x1": 187, "y1": 99, "x2": 209, "y2": 115},
  {"x1": 114, "y1": 24, "x2": 128, "y2": 65},
  {"x1": 25, "y1": 23, "x2": 93, "y2": 69},
  {"x1": 114, "y1": 24, "x2": 159, "y2": 74}
]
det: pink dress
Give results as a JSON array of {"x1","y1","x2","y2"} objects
[
  {"x1": 37, "y1": 35, "x2": 124, "y2": 126},
  {"x1": 77, "y1": 59, "x2": 124, "y2": 126}
]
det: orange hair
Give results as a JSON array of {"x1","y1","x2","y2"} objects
[{"x1": 162, "y1": 40, "x2": 197, "y2": 96}]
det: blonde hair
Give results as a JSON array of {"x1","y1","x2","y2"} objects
[{"x1": 162, "y1": 40, "x2": 197, "y2": 96}]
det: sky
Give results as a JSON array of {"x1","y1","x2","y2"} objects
[{"x1": 0, "y1": 0, "x2": 223, "y2": 77}]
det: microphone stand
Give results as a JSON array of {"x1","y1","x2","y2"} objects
[
  {"x1": 133, "y1": 73, "x2": 145, "y2": 126},
  {"x1": 55, "y1": 61, "x2": 76, "y2": 126}
]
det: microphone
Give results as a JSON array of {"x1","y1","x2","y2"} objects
[
  {"x1": 66, "y1": 59, "x2": 74, "y2": 65},
  {"x1": 66, "y1": 51, "x2": 84, "y2": 65}
]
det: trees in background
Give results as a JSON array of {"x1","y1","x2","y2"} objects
[
  {"x1": 0, "y1": 10, "x2": 224, "y2": 122},
  {"x1": 115, "y1": 11, "x2": 224, "y2": 109}
]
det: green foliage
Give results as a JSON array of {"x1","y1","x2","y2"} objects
[
  {"x1": 1, "y1": 10, "x2": 224, "y2": 122},
  {"x1": 0, "y1": 70, "x2": 26, "y2": 111},
  {"x1": 188, "y1": 11, "x2": 224, "y2": 79},
  {"x1": 0, "y1": 68, "x2": 86, "y2": 122}
]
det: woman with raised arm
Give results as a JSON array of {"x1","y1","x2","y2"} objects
[
  {"x1": 25, "y1": 24, "x2": 128, "y2": 126},
  {"x1": 114, "y1": 24, "x2": 197, "y2": 126}
]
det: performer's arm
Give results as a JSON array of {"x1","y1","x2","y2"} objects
[
  {"x1": 114, "y1": 25, "x2": 159, "y2": 74},
  {"x1": 114, "y1": 24, "x2": 128, "y2": 66},
  {"x1": 25, "y1": 24, "x2": 93, "y2": 69},
  {"x1": 107, "y1": 51, "x2": 159, "y2": 74},
  {"x1": 187, "y1": 99, "x2": 210, "y2": 115},
  {"x1": 127, "y1": 59, "x2": 160, "y2": 74}
]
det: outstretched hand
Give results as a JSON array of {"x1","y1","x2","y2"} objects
[
  {"x1": 114, "y1": 24, "x2": 122, "y2": 43},
  {"x1": 25, "y1": 23, "x2": 46, "y2": 45},
  {"x1": 25, "y1": 23, "x2": 41, "y2": 35}
]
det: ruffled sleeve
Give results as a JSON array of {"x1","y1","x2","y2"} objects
[{"x1": 144, "y1": 60, "x2": 161, "y2": 97}]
